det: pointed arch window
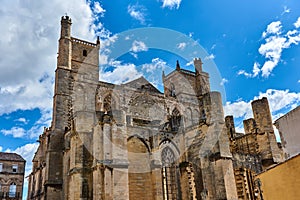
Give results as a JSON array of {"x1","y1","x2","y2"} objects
[
  {"x1": 161, "y1": 147, "x2": 178, "y2": 200},
  {"x1": 170, "y1": 108, "x2": 181, "y2": 132},
  {"x1": 103, "y1": 94, "x2": 116, "y2": 113}
]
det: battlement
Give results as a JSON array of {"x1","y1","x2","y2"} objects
[
  {"x1": 194, "y1": 57, "x2": 203, "y2": 72},
  {"x1": 61, "y1": 15, "x2": 71, "y2": 22},
  {"x1": 71, "y1": 37, "x2": 98, "y2": 47}
]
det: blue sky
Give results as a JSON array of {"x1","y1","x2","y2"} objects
[{"x1": 0, "y1": 0, "x2": 300, "y2": 198}]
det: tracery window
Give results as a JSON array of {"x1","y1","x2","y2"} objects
[
  {"x1": 170, "y1": 108, "x2": 181, "y2": 132},
  {"x1": 103, "y1": 94, "x2": 116, "y2": 113},
  {"x1": 161, "y1": 147, "x2": 178, "y2": 200}
]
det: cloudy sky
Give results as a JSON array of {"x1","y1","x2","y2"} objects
[{"x1": 1, "y1": 0, "x2": 300, "y2": 198}]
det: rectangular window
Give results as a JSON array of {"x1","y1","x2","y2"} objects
[
  {"x1": 12, "y1": 164, "x2": 18, "y2": 173},
  {"x1": 9, "y1": 183, "x2": 16, "y2": 197},
  {"x1": 0, "y1": 163, "x2": 2, "y2": 172}
]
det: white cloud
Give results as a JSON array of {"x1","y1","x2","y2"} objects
[
  {"x1": 0, "y1": 0, "x2": 101, "y2": 117},
  {"x1": 0, "y1": 75, "x2": 53, "y2": 115},
  {"x1": 0, "y1": 146, "x2": 3, "y2": 151},
  {"x1": 142, "y1": 58, "x2": 168, "y2": 73},
  {"x1": 238, "y1": 62, "x2": 261, "y2": 78},
  {"x1": 177, "y1": 42, "x2": 187, "y2": 50},
  {"x1": 204, "y1": 54, "x2": 215, "y2": 60},
  {"x1": 1, "y1": 127, "x2": 26, "y2": 138},
  {"x1": 140, "y1": 58, "x2": 169, "y2": 88},
  {"x1": 260, "y1": 60, "x2": 278, "y2": 77},
  {"x1": 15, "y1": 117, "x2": 28, "y2": 124},
  {"x1": 186, "y1": 60, "x2": 194, "y2": 66},
  {"x1": 0, "y1": 109, "x2": 50, "y2": 139},
  {"x1": 220, "y1": 78, "x2": 228, "y2": 86},
  {"x1": 99, "y1": 34, "x2": 118, "y2": 65},
  {"x1": 99, "y1": 61, "x2": 142, "y2": 84},
  {"x1": 235, "y1": 125, "x2": 245, "y2": 134},
  {"x1": 252, "y1": 62, "x2": 261, "y2": 77},
  {"x1": 27, "y1": 109, "x2": 52, "y2": 139},
  {"x1": 160, "y1": 0, "x2": 182, "y2": 9},
  {"x1": 224, "y1": 89, "x2": 300, "y2": 121},
  {"x1": 262, "y1": 21, "x2": 282, "y2": 38},
  {"x1": 294, "y1": 17, "x2": 300, "y2": 28},
  {"x1": 224, "y1": 100, "x2": 252, "y2": 119},
  {"x1": 239, "y1": 19, "x2": 300, "y2": 78},
  {"x1": 259, "y1": 36, "x2": 286, "y2": 60},
  {"x1": 237, "y1": 70, "x2": 252, "y2": 78},
  {"x1": 282, "y1": 6, "x2": 291, "y2": 15},
  {"x1": 128, "y1": 4, "x2": 146, "y2": 24},
  {"x1": 259, "y1": 20, "x2": 300, "y2": 77},
  {"x1": 257, "y1": 89, "x2": 300, "y2": 113},
  {"x1": 93, "y1": 2, "x2": 106, "y2": 15},
  {"x1": 130, "y1": 40, "x2": 148, "y2": 53},
  {"x1": 286, "y1": 30, "x2": 300, "y2": 45},
  {"x1": 298, "y1": 80, "x2": 300, "y2": 83}
]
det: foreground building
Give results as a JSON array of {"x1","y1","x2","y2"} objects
[
  {"x1": 0, "y1": 152, "x2": 25, "y2": 200},
  {"x1": 225, "y1": 97, "x2": 284, "y2": 199},
  {"x1": 255, "y1": 154, "x2": 300, "y2": 200},
  {"x1": 274, "y1": 105, "x2": 300, "y2": 159},
  {"x1": 28, "y1": 16, "x2": 284, "y2": 200}
]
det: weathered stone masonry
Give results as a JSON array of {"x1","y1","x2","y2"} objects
[{"x1": 27, "y1": 16, "x2": 284, "y2": 200}]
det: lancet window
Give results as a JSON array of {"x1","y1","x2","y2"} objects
[
  {"x1": 103, "y1": 94, "x2": 116, "y2": 113},
  {"x1": 161, "y1": 147, "x2": 178, "y2": 200},
  {"x1": 170, "y1": 108, "x2": 181, "y2": 132}
]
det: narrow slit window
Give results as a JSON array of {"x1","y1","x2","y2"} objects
[{"x1": 83, "y1": 50, "x2": 87, "y2": 57}]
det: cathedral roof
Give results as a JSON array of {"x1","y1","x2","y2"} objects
[{"x1": 123, "y1": 76, "x2": 162, "y2": 94}]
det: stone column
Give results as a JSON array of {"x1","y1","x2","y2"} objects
[{"x1": 112, "y1": 124, "x2": 129, "y2": 200}]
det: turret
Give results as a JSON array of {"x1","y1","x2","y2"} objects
[
  {"x1": 60, "y1": 15, "x2": 72, "y2": 38},
  {"x1": 194, "y1": 57, "x2": 203, "y2": 74},
  {"x1": 57, "y1": 15, "x2": 72, "y2": 69},
  {"x1": 194, "y1": 58, "x2": 210, "y2": 96},
  {"x1": 225, "y1": 115, "x2": 236, "y2": 139},
  {"x1": 251, "y1": 97, "x2": 273, "y2": 133}
]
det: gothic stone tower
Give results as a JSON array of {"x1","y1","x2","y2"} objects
[
  {"x1": 28, "y1": 16, "x2": 238, "y2": 200},
  {"x1": 225, "y1": 97, "x2": 284, "y2": 199}
]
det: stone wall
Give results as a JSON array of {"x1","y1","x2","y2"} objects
[{"x1": 274, "y1": 106, "x2": 300, "y2": 158}]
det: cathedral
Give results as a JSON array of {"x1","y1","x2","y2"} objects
[{"x1": 27, "y1": 16, "x2": 283, "y2": 200}]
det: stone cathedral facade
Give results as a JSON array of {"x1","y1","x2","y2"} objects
[{"x1": 27, "y1": 16, "x2": 283, "y2": 200}]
